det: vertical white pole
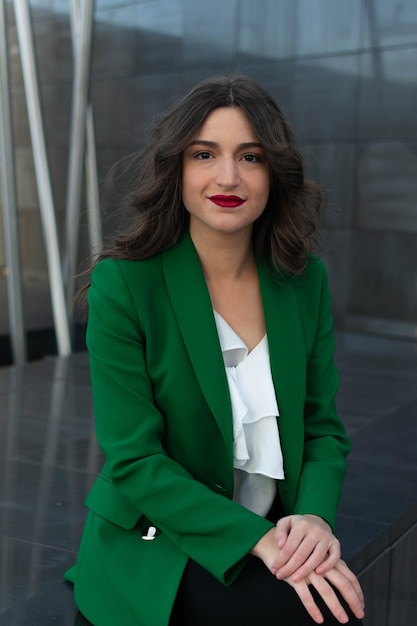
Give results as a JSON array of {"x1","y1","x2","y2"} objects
[
  {"x1": 13, "y1": 0, "x2": 71, "y2": 356},
  {"x1": 70, "y1": 0, "x2": 102, "y2": 258},
  {"x1": 0, "y1": 0, "x2": 27, "y2": 363},
  {"x1": 85, "y1": 100, "x2": 102, "y2": 256},
  {"x1": 64, "y1": 0, "x2": 95, "y2": 312}
]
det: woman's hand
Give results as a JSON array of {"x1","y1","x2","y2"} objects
[
  {"x1": 250, "y1": 531, "x2": 365, "y2": 624},
  {"x1": 284, "y1": 559, "x2": 365, "y2": 624},
  {"x1": 271, "y1": 514, "x2": 341, "y2": 581}
]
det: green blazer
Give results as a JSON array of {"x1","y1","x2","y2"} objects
[{"x1": 66, "y1": 230, "x2": 350, "y2": 626}]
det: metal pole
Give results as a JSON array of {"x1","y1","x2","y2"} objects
[
  {"x1": 70, "y1": 0, "x2": 102, "y2": 258},
  {"x1": 85, "y1": 101, "x2": 102, "y2": 256},
  {"x1": 13, "y1": 0, "x2": 71, "y2": 356},
  {"x1": 0, "y1": 0, "x2": 27, "y2": 363},
  {"x1": 65, "y1": 0, "x2": 95, "y2": 311}
]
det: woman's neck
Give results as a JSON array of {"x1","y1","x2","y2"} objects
[
  {"x1": 189, "y1": 225, "x2": 265, "y2": 350},
  {"x1": 189, "y1": 226, "x2": 256, "y2": 283}
]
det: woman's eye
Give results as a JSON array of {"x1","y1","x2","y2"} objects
[
  {"x1": 243, "y1": 154, "x2": 261, "y2": 163},
  {"x1": 195, "y1": 152, "x2": 212, "y2": 160}
]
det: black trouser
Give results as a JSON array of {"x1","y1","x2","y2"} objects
[
  {"x1": 75, "y1": 497, "x2": 363, "y2": 626},
  {"x1": 74, "y1": 612, "x2": 93, "y2": 626},
  {"x1": 169, "y1": 496, "x2": 362, "y2": 626},
  {"x1": 75, "y1": 559, "x2": 363, "y2": 626},
  {"x1": 169, "y1": 554, "x2": 363, "y2": 626}
]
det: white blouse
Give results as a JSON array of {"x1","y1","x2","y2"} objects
[{"x1": 213, "y1": 311, "x2": 285, "y2": 517}]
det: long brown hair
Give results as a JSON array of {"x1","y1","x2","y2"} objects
[{"x1": 95, "y1": 74, "x2": 325, "y2": 275}]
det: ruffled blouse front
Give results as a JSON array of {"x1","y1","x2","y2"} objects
[{"x1": 213, "y1": 311, "x2": 285, "y2": 516}]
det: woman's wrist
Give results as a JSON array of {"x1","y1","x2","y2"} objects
[{"x1": 250, "y1": 528, "x2": 278, "y2": 569}]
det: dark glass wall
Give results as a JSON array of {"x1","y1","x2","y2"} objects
[{"x1": 1, "y1": 0, "x2": 417, "y2": 340}]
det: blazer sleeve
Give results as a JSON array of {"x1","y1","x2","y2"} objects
[
  {"x1": 293, "y1": 262, "x2": 351, "y2": 529},
  {"x1": 86, "y1": 259, "x2": 273, "y2": 584}
]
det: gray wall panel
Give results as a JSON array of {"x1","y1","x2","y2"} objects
[
  {"x1": 305, "y1": 142, "x2": 356, "y2": 228},
  {"x1": 359, "y1": 550, "x2": 390, "y2": 626},
  {"x1": 2, "y1": 0, "x2": 417, "y2": 338},
  {"x1": 90, "y1": 77, "x2": 136, "y2": 149},
  {"x1": 358, "y1": 48, "x2": 417, "y2": 139},
  {"x1": 347, "y1": 231, "x2": 417, "y2": 323},
  {"x1": 362, "y1": 0, "x2": 417, "y2": 48},
  {"x1": 295, "y1": 0, "x2": 364, "y2": 56},
  {"x1": 387, "y1": 523, "x2": 417, "y2": 625},
  {"x1": 183, "y1": 0, "x2": 238, "y2": 66},
  {"x1": 292, "y1": 55, "x2": 360, "y2": 141},
  {"x1": 237, "y1": 0, "x2": 295, "y2": 60},
  {"x1": 237, "y1": 61, "x2": 294, "y2": 119},
  {"x1": 321, "y1": 229, "x2": 352, "y2": 323},
  {"x1": 94, "y1": 2, "x2": 183, "y2": 77},
  {"x1": 41, "y1": 82, "x2": 72, "y2": 148},
  {"x1": 31, "y1": 12, "x2": 72, "y2": 84},
  {"x1": 356, "y1": 142, "x2": 417, "y2": 232},
  {"x1": 130, "y1": 72, "x2": 182, "y2": 137},
  {"x1": 15, "y1": 146, "x2": 38, "y2": 211}
]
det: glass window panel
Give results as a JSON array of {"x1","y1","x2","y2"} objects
[
  {"x1": 183, "y1": 0, "x2": 238, "y2": 65},
  {"x1": 296, "y1": 0, "x2": 363, "y2": 56},
  {"x1": 356, "y1": 142, "x2": 417, "y2": 232},
  {"x1": 363, "y1": 0, "x2": 417, "y2": 48},
  {"x1": 238, "y1": 0, "x2": 295, "y2": 60},
  {"x1": 292, "y1": 55, "x2": 360, "y2": 140},
  {"x1": 358, "y1": 48, "x2": 417, "y2": 139}
]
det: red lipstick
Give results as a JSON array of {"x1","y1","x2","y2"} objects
[{"x1": 209, "y1": 195, "x2": 245, "y2": 208}]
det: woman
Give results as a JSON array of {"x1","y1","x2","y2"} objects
[{"x1": 67, "y1": 75, "x2": 365, "y2": 626}]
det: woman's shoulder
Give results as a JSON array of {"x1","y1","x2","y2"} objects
[
  {"x1": 88, "y1": 255, "x2": 166, "y2": 318},
  {"x1": 272, "y1": 254, "x2": 328, "y2": 287},
  {"x1": 304, "y1": 254, "x2": 328, "y2": 280},
  {"x1": 289, "y1": 255, "x2": 330, "y2": 301},
  {"x1": 91, "y1": 254, "x2": 163, "y2": 284}
]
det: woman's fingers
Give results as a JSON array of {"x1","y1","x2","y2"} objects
[
  {"x1": 330, "y1": 560, "x2": 366, "y2": 613},
  {"x1": 273, "y1": 515, "x2": 291, "y2": 549},
  {"x1": 288, "y1": 579, "x2": 325, "y2": 624},
  {"x1": 283, "y1": 559, "x2": 365, "y2": 624},
  {"x1": 308, "y1": 574, "x2": 351, "y2": 623},
  {"x1": 290, "y1": 538, "x2": 340, "y2": 581},
  {"x1": 288, "y1": 568, "x2": 365, "y2": 625},
  {"x1": 269, "y1": 514, "x2": 365, "y2": 623},
  {"x1": 317, "y1": 564, "x2": 365, "y2": 620},
  {"x1": 314, "y1": 541, "x2": 341, "y2": 576},
  {"x1": 287, "y1": 575, "x2": 351, "y2": 624},
  {"x1": 271, "y1": 515, "x2": 340, "y2": 581},
  {"x1": 273, "y1": 535, "x2": 329, "y2": 579},
  {"x1": 272, "y1": 515, "x2": 315, "y2": 573},
  {"x1": 271, "y1": 525, "x2": 305, "y2": 575}
]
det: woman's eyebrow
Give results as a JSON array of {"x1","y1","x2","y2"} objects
[{"x1": 187, "y1": 140, "x2": 263, "y2": 149}]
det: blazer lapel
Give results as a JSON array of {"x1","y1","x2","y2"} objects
[
  {"x1": 162, "y1": 232, "x2": 233, "y2": 458},
  {"x1": 162, "y1": 232, "x2": 307, "y2": 486},
  {"x1": 257, "y1": 262, "x2": 306, "y2": 485}
]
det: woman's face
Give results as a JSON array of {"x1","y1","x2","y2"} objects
[{"x1": 182, "y1": 106, "x2": 270, "y2": 241}]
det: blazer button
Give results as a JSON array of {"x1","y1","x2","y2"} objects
[{"x1": 141, "y1": 526, "x2": 160, "y2": 541}]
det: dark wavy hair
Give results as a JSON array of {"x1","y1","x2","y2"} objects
[{"x1": 98, "y1": 74, "x2": 325, "y2": 275}]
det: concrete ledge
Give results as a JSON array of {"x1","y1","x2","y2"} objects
[
  {"x1": 0, "y1": 331, "x2": 416, "y2": 625},
  {"x1": 334, "y1": 332, "x2": 417, "y2": 626}
]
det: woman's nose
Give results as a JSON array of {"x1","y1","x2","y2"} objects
[{"x1": 216, "y1": 159, "x2": 240, "y2": 187}]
